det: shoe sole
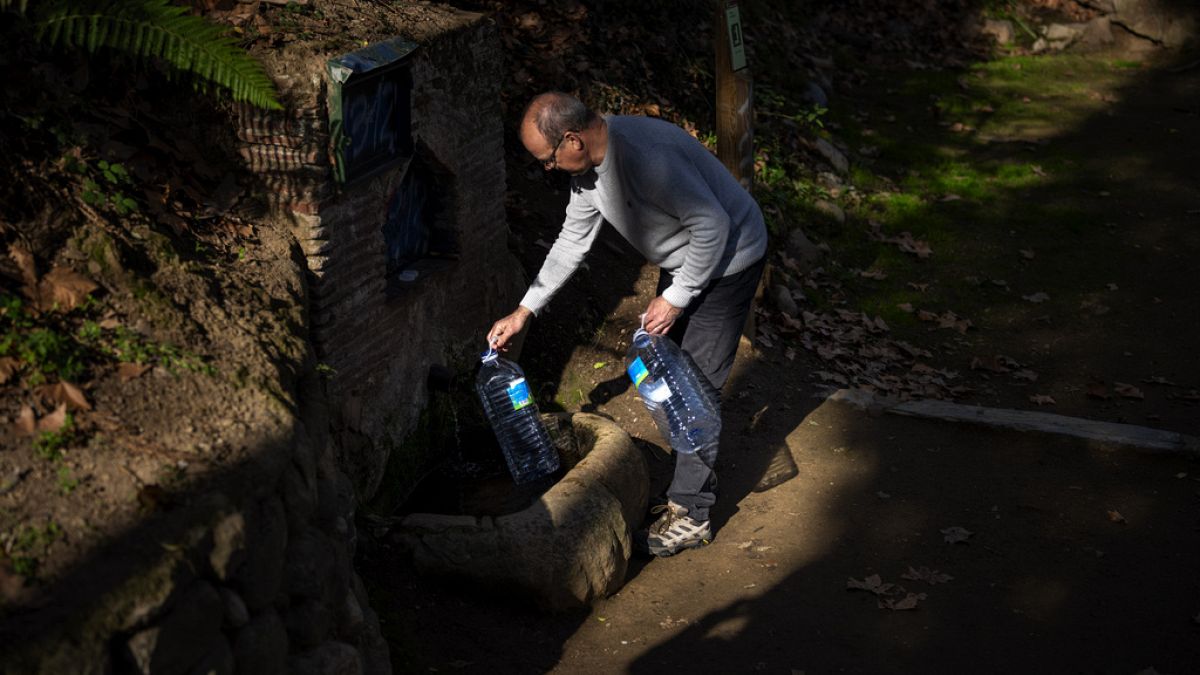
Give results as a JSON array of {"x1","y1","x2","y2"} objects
[{"x1": 647, "y1": 537, "x2": 711, "y2": 557}]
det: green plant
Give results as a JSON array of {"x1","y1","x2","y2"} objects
[
  {"x1": 80, "y1": 159, "x2": 139, "y2": 214},
  {"x1": 2, "y1": 0, "x2": 282, "y2": 110},
  {"x1": 7, "y1": 520, "x2": 64, "y2": 578},
  {"x1": 33, "y1": 413, "x2": 76, "y2": 461},
  {"x1": 57, "y1": 465, "x2": 79, "y2": 494},
  {"x1": 1, "y1": 296, "x2": 92, "y2": 385}
]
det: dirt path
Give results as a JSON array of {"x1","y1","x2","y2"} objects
[{"x1": 365, "y1": 48, "x2": 1200, "y2": 674}]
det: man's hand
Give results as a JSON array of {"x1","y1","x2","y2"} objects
[
  {"x1": 487, "y1": 306, "x2": 533, "y2": 351},
  {"x1": 643, "y1": 295, "x2": 683, "y2": 335}
]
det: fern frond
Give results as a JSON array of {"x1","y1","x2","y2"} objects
[
  {"x1": 0, "y1": 0, "x2": 31, "y2": 14},
  {"x1": 33, "y1": 0, "x2": 282, "y2": 110}
]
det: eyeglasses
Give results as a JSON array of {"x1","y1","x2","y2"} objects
[{"x1": 537, "y1": 132, "x2": 569, "y2": 170}]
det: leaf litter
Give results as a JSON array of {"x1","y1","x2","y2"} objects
[{"x1": 846, "y1": 573, "x2": 929, "y2": 610}]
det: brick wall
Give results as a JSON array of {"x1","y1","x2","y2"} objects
[{"x1": 238, "y1": 15, "x2": 525, "y2": 500}]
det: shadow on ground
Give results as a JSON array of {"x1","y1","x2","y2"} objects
[{"x1": 370, "y1": 31, "x2": 1200, "y2": 675}]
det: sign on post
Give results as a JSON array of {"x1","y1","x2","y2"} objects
[{"x1": 725, "y1": 1, "x2": 747, "y2": 73}]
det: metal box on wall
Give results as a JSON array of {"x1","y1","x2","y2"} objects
[{"x1": 327, "y1": 38, "x2": 419, "y2": 185}]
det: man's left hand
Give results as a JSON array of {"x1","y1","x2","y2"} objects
[{"x1": 643, "y1": 295, "x2": 683, "y2": 335}]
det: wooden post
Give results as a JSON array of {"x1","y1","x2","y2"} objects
[{"x1": 715, "y1": 0, "x2": 754, "y2": 192}]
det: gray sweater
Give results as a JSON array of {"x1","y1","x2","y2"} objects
[{"x1": 519, "y1": 115, "x2": 768, "y2": 314}]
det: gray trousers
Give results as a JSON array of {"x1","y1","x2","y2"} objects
[{"x1": 657, "y1": 256, "x2": 765, "y2": 522}]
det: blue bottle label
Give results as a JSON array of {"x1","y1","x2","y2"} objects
[
  {"x1": 627, "y1": 357, "x2": 649, "y2": 387},
  {"x1": 507, "y1": 378, "x2": 532, "y2": 411}
]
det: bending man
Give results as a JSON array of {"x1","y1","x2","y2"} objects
[{"x1": 487, "y1": 92, "x2": 767, "y2": 556}]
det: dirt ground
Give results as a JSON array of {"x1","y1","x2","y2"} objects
[{"x1": 361, "y1": 42, "x2": 1200, "y2": 675}]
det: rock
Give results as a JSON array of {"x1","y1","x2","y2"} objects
[
  {"x1": 234, "y1": 610, "x2": 289, "y2": 675},
  {"x1": 772, "y1": 284, "x2": 799, "y2": 317},
  {"x1": 230, "y1": 496, "x2": 287, "y2": 611},
  {"x1": 357, "y1": 606, "x2": 392, "y2": 675},
  {"x1": 1101, "y1": 0, "x2": 1198, "y2": 48},
  {"x1": 287, "y1": 642, "x2": 361, "y2": 675},
  {"x1": 816, "y1": 171, "x2": 842, "y2": 189},
  {"x1": 124, "y1": 581, "x2": 225, "y2": 675},
  {"x1": 813, "y1": 199, "x2": 846, "y2": 224},
  {"x1": 1079, "y1": 16, "x2": 1116, "y2": 48},
  {"x1": 284, "y1": 598, "x2": 334, "y2": 650},
  {"x1": 799, "y1": 81, "x2": 829, "y2": 108},
  {"x1": 785, "y1": 228, "x2": 823, "y2": 268},
  {"x1": 337, "y1": 587, "x2": 365, "y2": 635},
  {"x1": 396, "y1": 413, "x2": 648, "y2": 611},
  {"x1": 284, "y1": 528, "x2": 337, "y2": 602},
  {"x1": 981, "y1": 18, "x2": 1014, "y2": 44},
  {"x1": 282, "y1": 461, "x2": 318, "y2": 532},
  {"x1": 187, "y1": 636, "x2": 234, "y2": 675},
  {"x1": 1031, "y1": 37, "x2": 1050, "y2": 53},
  {"x1": 1044, "y1": 22, "x2": 1086, "y2": 47},
  {"x1": 813, "y1": 137, "x2": 849, "y2": 174},
  {"x1": 209, "y1": 512, "x2": 246, "y2": 581},
  {"x1": 219, "y1": 587, "x2": 250, "y2": 629}
]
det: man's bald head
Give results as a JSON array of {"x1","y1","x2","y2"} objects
[{"x1": 521, "y1": 92, "x2": 597, "y2": 147}]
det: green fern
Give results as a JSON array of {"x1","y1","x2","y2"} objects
[{"x1": 4, "y1": 0, "x2": 282, "y2": 110}]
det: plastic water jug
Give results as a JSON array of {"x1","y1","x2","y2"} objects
[
  {"x1": 475, "y1": 348, "x2": 560, "y2": 484},
  {"x1": 625, "y1": 328, "x2": 721, "y2": 453}
]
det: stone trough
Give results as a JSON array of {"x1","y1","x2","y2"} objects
[{"x1": 394, "y1": 413, "x2": 648, "y2": 611}]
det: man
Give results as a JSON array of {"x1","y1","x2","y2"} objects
[{"x1": 487, "y1": 92, "x2": 767, "y2": 556}]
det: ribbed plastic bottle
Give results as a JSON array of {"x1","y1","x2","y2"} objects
[
  {"x1": 625, "y1": 328, "x2": 721, "y2": 453},
  {"x1": 475, "y1": 348, "x2": 560, "y2": 484}
]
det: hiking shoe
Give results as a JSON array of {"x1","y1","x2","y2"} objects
[{"x1": 637, "y1": 501, "x2": 712, "y2": 557}]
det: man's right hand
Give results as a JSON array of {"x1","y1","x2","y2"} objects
[{"x1": 487, "y1": 306, "x2": 533, "y2": 352}]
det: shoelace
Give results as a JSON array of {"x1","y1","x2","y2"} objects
[{"x1": 648, "y1": 503, "x2": 682, "y2": 534}]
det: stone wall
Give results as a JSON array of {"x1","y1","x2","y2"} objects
[{"x1": 1, "y1": 5, "x2": 524, "y2": 674}]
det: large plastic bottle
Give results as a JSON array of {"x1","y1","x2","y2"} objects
[
  {"x1": 625, "y1": 327, "x2": 721, "y2": 454},
  {"x1": 475, "y1": 348, "x2": 561, "y2": 484}
]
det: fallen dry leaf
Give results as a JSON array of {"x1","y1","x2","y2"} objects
[
  {"x1": 36, "y1": 266, "x2": 99, "y2": 312},
  {"x1": 941, "y1": 526, "x2": 973, "y2": 543},
  {"x1": 37, "y1": 403, "x2": 69, "y2": 432},
  {"x1": 15, "y1": 405, "x2": 36, "y2": 435},
  {"x1": 0, "y1": 357, "x2": 19, "y2": 385},
  {"x1": 0, "y1": 558, "x2": 29, "y2": 603},
  {"x1": 900, "y1": 566, "x2": 954, "y2": 585},
  {"x1": 1143, "y1": 376, "x2": 1177, "y2": 386},
  {"x1": 34, "y1": 381, "x2": 91, "y2": 411},
  {"x1": 1114, "y1": 382, "x2": 1144, "y2": 400},
  {"x1": 1012, "y1": 369, "x2": 1038, "y2": 382},
  {"x1": 972, "y1": 355, "x2": 1012, "y2": 373},
  {"x1": 880, "y1": 592, "x2": 926, "y2": 610},
  {"x1": 847, "y1": 574, "x2": 927, "y2": 610},
  {"x1": 1087, "y1": 382, "x2": 1111, "y2": 400},
  {"x1": 1107, "y1": 509, "x2": 1126, "y2": 524},
  {"x1": 1022, "y1": 292, "x2": 1050, "y2": 303},
  {"x1": 1019, "y1": 249, "x2": 1036, "y2": 259},
  {"x1": 1029, "y1": 394, "x2": 1056, "y2": 406},
  {"x1": 847, "y1": 574, "x2": 892, "y2": 594},
  {"x1": 8, "y1": 243, "x2": 37, "y2": 286}
]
